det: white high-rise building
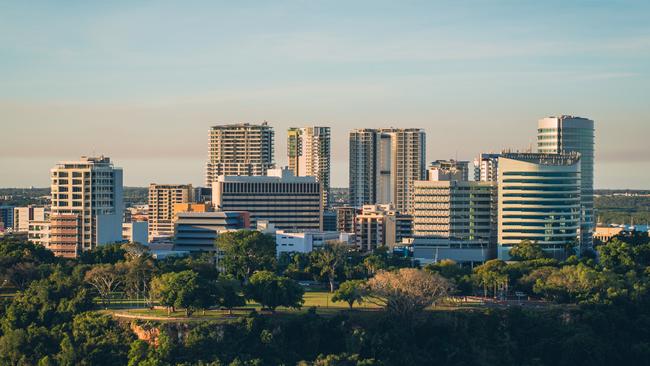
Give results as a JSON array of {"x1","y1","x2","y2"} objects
[
  {"x1": 287, "y1": 126, "x2": 331, "y2": 207},
  {"x1": 205, "y1": 122, "x2": 275, "y2": 186},
  {"x1": 349, "y1": 128, "x2": 426, "y2": 213},
  {"x1": 497, "y1": 152, "x2": 581, "y2": 260},
  {"x1": 50, "y1": 156, "x2": 123, "y2": 258},
  {"x1": 474, "y1": 153, "x2": 501, "y2": 182},
  {"x1": 538, "y1": 116, "x2": 595, "y2": 250}
]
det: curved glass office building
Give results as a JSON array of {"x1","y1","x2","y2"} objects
[
  {"x1": 538, "y1": 116, "x2": 594, "y2": 250},
  {"x1": 498, "y1": 153, "x2": 581, "y2": 260}
]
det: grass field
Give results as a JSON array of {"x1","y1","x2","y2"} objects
[
  {"x1": 105, "y1": 291, "x2": 384, "y2": 321},
  {"x1": 102, "y1": 291, "x2": 486, "y2": 322}
]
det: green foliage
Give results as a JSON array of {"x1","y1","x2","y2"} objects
[
  {"x1": 79, "y1": 243, "x2": 126, "y2": 264},
  {"x1": 300, "y1": 353, "x2": 381, "y2": 366},
  {"x1": 595, "y1": 194, "x2": 650, "y2": 225},
  {"x1": 216, "y1": 276, "x2": 246, "y2": 314},
  {"x1": 531, "y1": 264, "x2": 627, "y2": 304},
  {"x1": 216, "y1": 231, "x2": 276, "y2": 281},
  {"x1": 2, "y1": 269, "x2": 94, "y2": 330},
  {"x1": 309, "y1": 242, "x2": 349, "y2": 292},
  {"x1": 246, "y1": 271, "x2": 304, "y2": 311},
  {"x1": 509, "y1": 240, "x2": 547, "y2": 261},
  {"x1": 332, "y1": 280, "x2": 367, "y2": 309},
  {"x1": 66, "y1": 312, "x2": 135, "y2": 366},
  {"x1": 151, "y1": 270, "x2": 207, "y2": 316},
  {"x1": 473, "y1": 260, "x2": 508, "y2": 297}
]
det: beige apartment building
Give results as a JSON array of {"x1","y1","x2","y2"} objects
[
  {"x1": 205, "y1": 122, "x2": 275, "y2": 186},
  {"x1": 13, "y1": 205, "x2": 47, "y2": 232},
  {"x1": 412, "y1": 180, "x2": 497, "y2": 243},
  {"x1": 355, "y1": 204, "x2": 413, "y2": 251},
  {"x1": 148, "y1": 184, "x2": 193, "y2": 241},
  {"x1": 49, "y1": 156, "x2": 123, "y2": 257}
]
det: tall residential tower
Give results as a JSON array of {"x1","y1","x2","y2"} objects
[
  {"x1": 205, "y1": 123, "x2": 275, "y2": 185},
  {"x1": 538, "y1": 116, "x2": 594, "y2": 250},
  {"x1": 349, "y1": 128, "x2": 426, "y2": 213},
  {"x1": 287, "y1": 126, "x2": 331, "y2": 207}
]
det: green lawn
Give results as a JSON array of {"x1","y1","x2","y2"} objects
[{"x1": 105, "y1": 291, "x2": 383, "y2": 321}]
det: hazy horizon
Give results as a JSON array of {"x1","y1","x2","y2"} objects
[{"x1": 2, "y1": 1, "x2": 649, "y2": 189}]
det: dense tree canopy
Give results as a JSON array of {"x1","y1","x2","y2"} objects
[
  {"x1": 246, "y1": 271, "x2": 304, "y2": 311},
  {"x1": 216, "y1": 231, "x2": 276, "y2": 281}
]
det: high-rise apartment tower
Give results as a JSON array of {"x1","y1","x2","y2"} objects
[
  {"x1": 349, "y1": 128, "x2": 426, "y2": 213},
  {"x1": 205, "y1": 123, "x2": 275, "y2": 185},
  {"x1": 287, "y1": 126, "x2": 331, "y2": 207}
]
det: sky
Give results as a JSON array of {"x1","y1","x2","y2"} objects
[{"x1": 1, "y1": 0, "x2": 649, "y2": 189}]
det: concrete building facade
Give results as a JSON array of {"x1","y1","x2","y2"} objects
[
  {"x1": 427, "y1": 160, "x2": 469, "y2": 182},
  {"x1": 13, "y1": 205, "x2": 47, "y2": 232},
  {"x1": 50, "y1": 156, "x2": 123, "y2": 257},
  {"x1": 474, "y1": 153, "x2": 501, "y2": 182},
  {"x1": 122, "y1": 221, "x2": 149, "y2": 245},
  {"x1": 275, "y1": 230, "x2": 346, "y2": 255},
  {"x1": 287, "y1": 126, "x2": 331, "y2": 207},
  {"x1": 212, "y1": 168, "x2": 322, "y2": 230},
  {"x1": 336, "y1": 206, "x2": 357, "y2": 233},
  {"x1": 498, "y1": 152, "x2": 582, "y2": 260},
  {"x1": 412, "y1": 180, "x2": 497, "y2": 243},
  {"x1": 355, "y1": 204, "x2": 412, "y2": 251},
  {"x1": 28, "y1": 220, "x2": 50, "y2": 247},
  {"x1": 148, "y1": 184, "x2": 193, "y2": 241},
  {"x1": 349, "y1": 128, "x2": 426, "y2": 213},
  {"x1": 205, "y1": 122, "x2": 275, "y2": 186}
]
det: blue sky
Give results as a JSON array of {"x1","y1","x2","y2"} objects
[{"x1": 1, "y1": 1, "x2": 649, "y2": 188}]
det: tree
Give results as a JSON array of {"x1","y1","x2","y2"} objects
[
  {"x1": 3, "y1": 262, "x2": 42, "y2": 291},
  {"x1": 532, "y1": 263, "x2": 625, "y2": 304},
  {"x1": 122, "y1": 242, "x2": 151, "y2": 262},
  {"x1": 216, "y1": 230, "x2": 276, "y2": 281},
  {"x1": 332, "y1": 280, "x2": 367, "y2": 309},
  {"x1": 84, "y1": 263, "x2": 127, "y2": 308},
  {"x1": 3, "y1": 270, "x2": 94, "y2": 330},
  {"x1": 79, "y1": 243, "x2": 126, "y2": 264},
  {"x1": 216, "y1": 276, "x2": 246, "y2": 315},
  {"x1": 509, "y1": 240, "x2": 546, "y2": 261},
  {"x1": 311, "y1": 241, "x2": 348, "y2": 292},
  {"x1": 362, "y1": 255, "x2": 385, "y2": 276},
  {"x1": 366, "y1": 268, "x2": 451, "y2": 319},
  {"x1": 124, "y1": 258, "x2": 155, "y2": 306},
  {"x1": 151, "y1": 270, "x2": 205, "y2": 316},
  {"x1": 67, "y1": 312, "x2": 135, "y2": 366},
  {"x1": 473, "y1": 259, "x2": 508, "y2": 298},
  {"x1": 245, "y1": 270, "x2": 304, "y2": 311}
]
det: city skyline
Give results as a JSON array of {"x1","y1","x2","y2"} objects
[{"x1": 2, "y1": 1, "x2": 649, "y2": 189}]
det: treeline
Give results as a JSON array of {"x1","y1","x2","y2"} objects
[
  {"x1": 0, "y1": 187, "x2": 148, "y2": 207},
  {"x1": 1, "y1": 231, "x2": 650, "y2": 365},
  {"x1": 595, "y1": 194, "x2": 650, "y2": 225}
]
